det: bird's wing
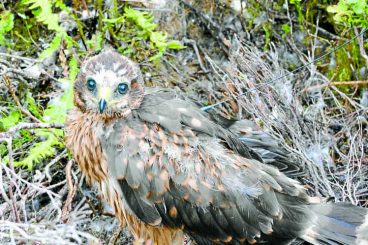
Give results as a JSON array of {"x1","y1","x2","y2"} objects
[
  {"x1": 138, "y1": 89, "x2": 263, "y2": 161},
  {"x1": 208, "y1": 112, "x2": 305, "y2": 178},
  {"x1": 103, "y1": 90, "x2": 313, "y2": 243},
  {"x1": 141, "y1": 89, "x2": 304, "y2": 177}
]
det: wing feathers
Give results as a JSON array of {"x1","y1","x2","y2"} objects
[
  {"x1": 119, "y1": 180, "x2": 162, "y2": 226},
  {"x1": 125, "y1": 154, "x2": 145, "y2": 189},
  {"x1": 102, "y1": 90, "x2": 315, "y2": 243},
  {"x1": 196, "y1": 206, "x2": 229, "y2": 240},
  {"x1": 258, "y1": 189, "x2": 281, "y2": 217}
]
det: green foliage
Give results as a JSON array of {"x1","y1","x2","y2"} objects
[
  {"x1": 26, "y1": 93, "x2": 42, "y2": 119},
  {"x1": 0, "y1": 109, "x2": 21, "y2": 132},
  {"x1": 281, "y1": 24, "x2": 291, "y2": 37},
  {"x1": 324, "y1": 0, "x2": 368, "y2": 85},
  {"x1": 39, "y1": 33, "x2": 63, "y2": 60},
  {"x1": 262, "y1": 23, "x2": 271, "y2": 51},
  {"x1": 289, "y1": 0, "x2": 305, "y2": 25},
  {"x1": 15, "y1": 57, "x2": 77, "y2": 170},
  {"x1": 124, "y1": 7, "x2": 156, "y2": 35},
  {"x1": 0, "y1": 0, "x2": 70, "y2": 169},
  {"x1": 0, "y1": 11, "x2": 14, "y2": 45},
  {"x1": 103, "y1": 6, "x2": 184, "y2": 61},
  {"x1": 21, "y1": 0, "x2": 69, "y2": 60},
  {"x1": 15, "y1": 135, "x2": 62, "y2": 170},
  {"x1": 327, "y1": 0, "x2": 368, "y2": 27},
  {"x1": 148, "y1": 31, "x2": 183, "y2": 61},
  {"x1": 86, "y1": 32, "x2": 104, "y2": 52},
  {"x1": 22, "y1": 0, "x2": 64, "y2": 32},
  {"x1": 0, "y1": 109, "x2": 22, "y2": 164}
]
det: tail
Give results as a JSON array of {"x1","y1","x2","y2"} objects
[
  {"x1": 357, "y1": 213, "x2": 368, "y2": 245},
  {"x1": 301, "y1": 203, "x2": 367, "y2": 245}
]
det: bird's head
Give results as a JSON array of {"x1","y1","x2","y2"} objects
[{"x1": 74, "y1": 50, "x2": 144, "y2": 117}]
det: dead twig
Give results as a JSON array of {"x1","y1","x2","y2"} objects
[
  {"x1": 302, "y1": 80, "x2": 368, "y2": 93},
  {"x1": 0, "y1": 122, "x2": 64, "y2": 139},
  {"x1": 61, "y1": 160, "x2": 77, "y2": 223},
  {"x1": 0, "y1": 53, "x2": 40, "y2": 63},
  {"x1": 179, "y1": 0, "x2": 230, "y2": 56},
  {"x1": 5, "y1": 136, "x2": 21, "y2": 223},
  {"x1": 3, "y1": 75, "x2": 42, "y2": 123},
  {"x1": 45, "y1": 149, "x2": 68, "y2": 183},
  {"x1": 183, "y1": 38, "x2": 209, "y2": 73}
]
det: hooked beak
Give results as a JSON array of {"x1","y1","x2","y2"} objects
[
  {"x1": 98, "y1": 99, "x2": 107, "y2": 113},
  {"x1": 97, "y1": 87, "x2": 112, "y2": 113}
]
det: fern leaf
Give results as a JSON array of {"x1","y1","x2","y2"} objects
[
  {"x1": 39, "y1": 32, "x2": 63, "y2": 59},
  {"x1": 22, "y1": 0, "x2": 63, "y2": 32},
  {"x1": 15, "y1": 134, "x2": 63, "y2": 170},
  {"x1": 0, "y1": 11, "x2": 14, "y2": 45},
  {"x1": 16, "y1": 57, "x2": 78, "y2": 169},
  {"x1": 0, "y1": 110, "x2": 21, "y2": 131},
  {"x1": 124, "y1": 7, "x2": 156, "y2": 35},
  {"x1": 26, "y1": 92, "x2": 43, "y2": 119}
]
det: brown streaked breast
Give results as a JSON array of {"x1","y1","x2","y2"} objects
[{"x1": 65, "y1": 109, "x2": 108, "y2": 183}]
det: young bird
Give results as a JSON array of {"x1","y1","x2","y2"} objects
[{"x1": 65, "y1": 50, "x2": 367, "y2": 245}]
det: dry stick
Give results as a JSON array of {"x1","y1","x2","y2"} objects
[
  {"x1": 0, "y1": 139, "x2": 13, "y2": 217},
  {"x1": 1, "y1": 119, "x2": 65, "y2": 218},
  {"x1": 0, "y1": 60, "x2": 30, "y2": 78},
  {"x1": 0, "y1": 122, "x2": 62, "y2": 223},
  {"x1": 354, "y1": 27, "x2": 368, "y2": 67},
  {"x1": 302, "y1": 80, "x2": 368, "y2": 93},
  {"x1": 330, "y1": 80, "x2": 368, "y2": 86},
  {"x1": 3, "y1": 67, "x2": 63, "y2": 142},
  {"x1": 331, "y1": 85, "x2": 363, "y2": 109},
  {"x1": 0, "y1": 123, "x2": 64, "y2": 139},
  {"x1": 0, "y1": 56, "x2": 59, "y2": 83},
  {"x1": 45, "y1": 149, "x2": 68, "y2": 183},
  {"x1": 80, "y1": 0, "x2": 89, "y2": 11},
  {"x1": 180, "y1": 0, "x2": 230, "y2": 56},
  {"x1": 6, "y1": 137, "x2": 21, "y2": 223},
  {"x1": 183, "y1": 38, "x2": 209, "y2": 73},
  {"x1": 4, "y1": 75, "x2": 41, "y2": 123},
  {"x1": 0, "y1": 52, "x2": 39, "y2": 62},
  {"x1": 1, "y1": 163, "x2": 60, "y2": 202},
  {"x1": 61, "y1": 160, "x2": 77, "y2": 223}
]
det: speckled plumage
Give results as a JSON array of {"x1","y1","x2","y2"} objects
[{"x1": 65, "y1": 50, "x2": 368, "y2": 245}]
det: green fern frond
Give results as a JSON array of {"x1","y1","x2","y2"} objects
[
  {"x1": 22, "y1": 0, "x2": 70, "y2": 59},
  {"x1": 15, "y1": 134, "x2": 63, "y2": 170},
  {"x1": 26, "y1": 92, "x2": 43, "y2": 119},
  {"x1": 39, "y1": 33, "x2": 63, "y2": 59},
  {"x1": 0, "y1": 11, "x2": 14, "y2": 45},
  {"x1": 22, "y1": 0, "x2": 63, "y2": 32},
  {"x1": 0, "y1": 109, "x2": 21, "y2": 131},
  {"x1": 54, "y1": 0, "x2": 68, "y2": 11},
  {"x1": 16, "y1": 57, "x2": 78, "y2": 169},
  {"x1": 68, "y1": 56, "x2": 79, "y2": 80},
  {"x1": 124, "y1": 7, "x2": 156, "y2": 36},
  {"x1": 122, "y1": 7, "x2": 184, "y2": 61}
]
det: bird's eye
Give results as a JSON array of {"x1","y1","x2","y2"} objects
[
  {"x1": 86, "y1": 79, "x2": 96, "y2": 91},
  {"x1": 117, "y1": 83, "x2": 129, "y2": 94}
]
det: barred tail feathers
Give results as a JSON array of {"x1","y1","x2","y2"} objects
[{"x1": 301, "y1": 203, "x2": 366, "y2": 245}]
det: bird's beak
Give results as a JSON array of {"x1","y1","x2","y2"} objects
[
  {"x1": 98, "y1": 99, "x2": 107, "y2": 113},
  {"x1": 98, "y1": 87, "x2": 112, "y2": 113}
]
